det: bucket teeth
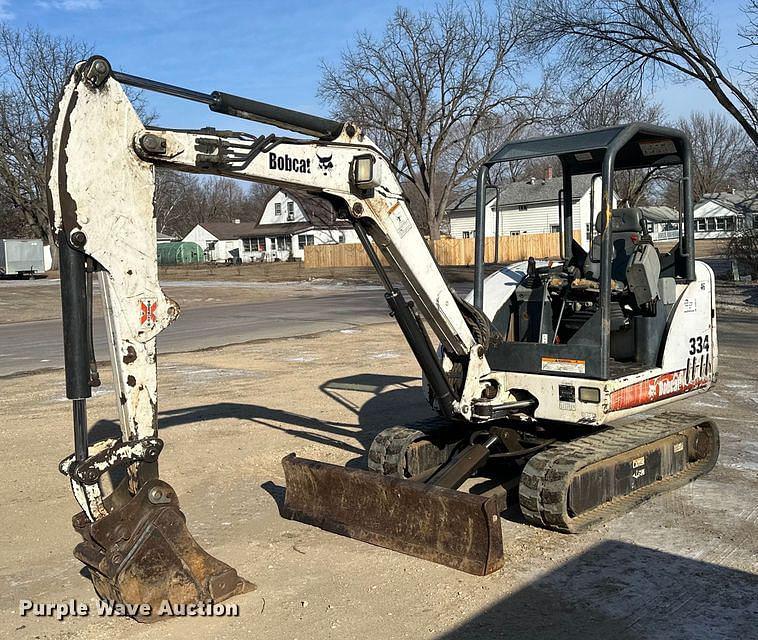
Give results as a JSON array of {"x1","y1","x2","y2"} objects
[
  {"x1": 73, "y1": 479, "x2": 253, "y2": 622},
  {"x1": 281, "y1": 453, "x2": 504, "y2": 575}
]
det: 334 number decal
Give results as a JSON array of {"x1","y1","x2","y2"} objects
[{"x1": 689, "y1": 334, "x2": 710, "y2": 355}]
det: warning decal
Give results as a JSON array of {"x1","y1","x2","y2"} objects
[
  {"x1": 541, "y1": 357, "x2": 586, "y2": 374},
  {"x1": 389, "y1": 204, "x2": 412, "y2": 238},
  {"x1": 139, "y1": 299, "x2": 157, "y2": 328}
]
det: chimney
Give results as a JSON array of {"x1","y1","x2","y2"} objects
[
  {"x1": 233, "y1": 219, "x2": 241, "y2": 224},
  {"x1": 546, "y1": 166, "x2": 553, "y2": 180}
]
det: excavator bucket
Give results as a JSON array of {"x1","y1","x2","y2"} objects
[
  {"x1": 281, "y1": 454, "x2": 504, "y2": 575},
  {"x1": 72, "y1": 479, "x2": 252, "y2": 622}
]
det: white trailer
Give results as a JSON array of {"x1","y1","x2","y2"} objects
[{"x1": 0, "y1": 239, "x2": 46, "y2": 277}]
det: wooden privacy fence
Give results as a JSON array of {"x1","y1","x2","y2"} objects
[{"x1": 304, "y1": 232, "x2": 581, "y2": 267}]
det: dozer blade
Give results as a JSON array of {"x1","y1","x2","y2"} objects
[
  {"x1": 281, "y1": 453, "x2": 504, "y2": 575},
  {"x1": 72, "y1": 479, "x2": 253, "y2": 622}
]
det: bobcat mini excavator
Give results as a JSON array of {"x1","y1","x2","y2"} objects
[{"x1": 49, "y1": 56, "x2": 719, "y2": 620}]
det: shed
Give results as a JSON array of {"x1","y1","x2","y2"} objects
[{"x1": 157, "y1": 241, "x2": 204, "y2": 265}]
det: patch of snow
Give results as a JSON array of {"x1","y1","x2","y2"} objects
[{"x1": 372, "y1": 351, "x2": 400, "y2": 359}]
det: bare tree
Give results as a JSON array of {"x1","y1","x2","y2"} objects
[
  {"x1": 742, "y1": 1, "x2": 758, "y2": 49},
  {"x1": 154, "y1": 170, "x2": 202, "y2": 236},
  {"x1": 0, "y1": 25, "x2": 153, "y2": 265},
  {"x1": 154, "y1": 171, "x2": 275, "y2": 238},
  {"x1": 676, "y1": 111, "x2": 751, "y2": 199},
  {"x1": 319, "y1": 1, "x2": 536, "y2": 239},
  {"x1": 550, "y1": 83, "x2": 668, "y2": 206},
  {"x1": 0, "y1": 26, "x2": 90, "y2": 261},
  {"x1": 521, "y1": 0, "x2": 758, "y2": 146}
]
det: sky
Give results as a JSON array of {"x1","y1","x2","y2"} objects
[{"x1": 0, "y1": 0, "x2": 751, "y2": 135}]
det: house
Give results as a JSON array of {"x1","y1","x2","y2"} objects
[
  {"x1": 183, "y1": 221, "x2": 257, "y2": 263},
  {"x1": 446, "y1": 171, "x2": 604, "y2": 250},
  {"x1": 645, "y1": 190, "x2": 758, "y2": 242},
  {"x1": 182, "y1": 189, "x2": 359, "y2": 263},
  {"x1": 693, "y1": 190, "x2": 757, "y2": 239},
  {"x1": 156, "y1": 231, "x2": 179, "y2": 244},
  {"x1": 251, "y1": 189, "x2": 358, "y2": 261}
]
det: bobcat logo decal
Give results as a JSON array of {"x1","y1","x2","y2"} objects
[{"x1": 316, "y1": 152, "x2": 334, "y2": 176}]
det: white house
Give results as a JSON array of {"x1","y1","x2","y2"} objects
[
  {"x1": 645, "y1": 190, "x2": 758, "y2": 242},
  {"x1": 182, "y1": 189, "x2": 359, "y2": 263},
  {"x1": 693, "y1": 190, "x2": 757, "y2": 239},
  {"x1": 446, "y1": 172, "x2": 604, "y2": 250},
  {"x1": 183, "y1": 221, "x2": 256, "y2": 263}
]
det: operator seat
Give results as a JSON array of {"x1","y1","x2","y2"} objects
[{"x1": 584, "y1": 208, "x2": 647, "y2": 282}]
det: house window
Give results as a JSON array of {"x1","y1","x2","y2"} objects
[
  {"x1": 206, "y1": 240, "x2": 217, "y2": 250},
  {"x1": 286, "y1": 201, "x2": 295, "y2": 221},
  {"x1": 462, "y1": 230, "x2": 474, "y2": 239},
  {"x1": 274, "y1": 202, "x2": 282, "y2": 217},
  {"x1": 338, "y1": 233, "x2": 345, "y2": 244},
  {"x1": 243, "y1": 237, "x2": 265, "y2": 252},
  {"x1": 271, "y1": 235, "x2": 292, "y2": 251},
  {"x1": 695, "y1": 219, "x2": 707, "y2": 232},
  {"x1": 298, "y1": 234, "x2": 315, "y2": 250},
  {"x1": 518, "y1": 204, "x2": 528, "y2": 211},
  {"x1": 550, "y1": 224, "x2": 560, "y2": 233}
]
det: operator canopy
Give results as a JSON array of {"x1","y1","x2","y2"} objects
[{"x1": 486, "y1": 123, "x2": 689, "y2": 174}]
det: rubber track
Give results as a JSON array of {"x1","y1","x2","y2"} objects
[
  {"x1": 519, "y1": 411, "x2": 720, "y2": 533},
  {"x1": 368, "y1": 418, "x2": 453, "y2": 477}
]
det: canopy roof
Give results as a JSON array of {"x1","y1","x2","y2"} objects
[{"x1": 486, "y1": 123, "x2": 688, "y2": 175}]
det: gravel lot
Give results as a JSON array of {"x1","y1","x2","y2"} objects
[{"x1": 0, "y1": 279, "x2": 755, "y2": 639}]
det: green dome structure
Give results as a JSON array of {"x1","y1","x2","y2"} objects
[{"x1": 156, "y1": 241, "x2": 204, "y2": 265}]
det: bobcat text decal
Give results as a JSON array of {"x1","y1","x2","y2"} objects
[
  {"x1": 269, "y1": 152, "x2": 311, "y2": 174},
  {"x1": 610, "y1": 367, "x2": 710, "y2": 411}
]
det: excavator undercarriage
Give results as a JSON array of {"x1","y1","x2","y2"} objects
[
  {"x1": 282, "y1": 411, "x2": 718, "y2": 575},
  {"x1": 48, "y1": 55, "x2": 720, "y2": 619}
]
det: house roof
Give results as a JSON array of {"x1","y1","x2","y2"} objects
[
  {"x1": 198, "y1": 221, "x2": 319, "y2": 239},
  {"x1": 696, "y1": 190, "x2": 758, "y2": 217},
  {"x1": 242, "y1": 222, "x2": 314, "y2": 238},
  {"x1": 449, "y1": 174, "x2": 594, "y2": 213},
  {"x1": 195, "y1": 189, "x2": 353, "y2": 242},
  {"x1": 198, "y1": 222, "x2": 260, "y2": 240}
]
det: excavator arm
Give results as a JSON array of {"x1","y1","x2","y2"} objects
[{"x1": 48, "y1": 56, "x2": 512, "y2": 617}]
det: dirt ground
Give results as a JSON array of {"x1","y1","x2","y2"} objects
[{"x1": 0, "y1": 303, "x2": 756, "y2": 639}]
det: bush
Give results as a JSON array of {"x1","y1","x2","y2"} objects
[{"x1": 727, "y1": 228, "x2": 758, "y2": 277}]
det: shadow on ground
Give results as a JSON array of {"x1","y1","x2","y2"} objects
[
  {"x1": 88, "y1": 373, "x2": 436, "y2": 457},
  {"x1": 438, "y1": 540, "x2": 758, "y2": 640}
]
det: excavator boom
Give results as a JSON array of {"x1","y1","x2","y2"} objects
[{"x1": 48, "y1": 56, "x2": 513, "y2": 616}]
